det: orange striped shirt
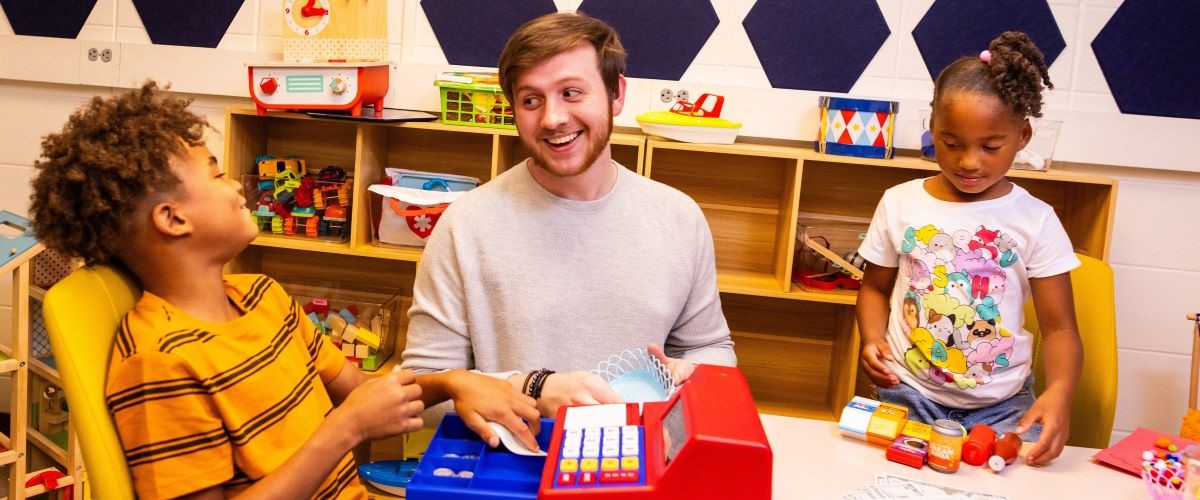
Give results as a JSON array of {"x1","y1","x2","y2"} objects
[{"x1": 107, "y1": 275, "x2": 365, "y2": 499}]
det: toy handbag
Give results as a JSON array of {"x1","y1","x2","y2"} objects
[{"x1": 368, "y1": 183, "x2": 470, "y2": 247}]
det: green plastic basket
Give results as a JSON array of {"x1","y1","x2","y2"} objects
[{"x1": 436, "y1": 81, "x2": 515, "y2": 129}]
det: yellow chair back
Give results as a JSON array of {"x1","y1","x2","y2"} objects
[
  {"x1": 1026, "y1": 253, "x2": 1118, "y2": 448},
  {"x1": 43, "y1": 265, "x2": 139, "y2": 499}
]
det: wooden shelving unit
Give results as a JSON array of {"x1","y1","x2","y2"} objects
[
  {"x1": 224, "y1": 109, "x2": 1117, "y2": 422},
  {"x1": 1, "y1": 244, "x2": 81, "y2": 500}
]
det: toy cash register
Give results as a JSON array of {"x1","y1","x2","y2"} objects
[{"x1": 539, "y1": 364, "x2": 772, "y2": 499}]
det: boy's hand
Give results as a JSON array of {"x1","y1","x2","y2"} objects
[
  {"x1": 647, "y1": 344, "x2": 696, "y2": 384},
  {"x1": 338, "y1": 367, "x2": 424, "y2": 442},
  {"x1": 1018, "y1": 388, "x2": 1072, "y2": 466},
  {"x1": 860, "y1": 340, "x2": 898, "y2": 388},
  {"x1": 538, "y1": 371, "x2": 623, "y2": 417},
  {"x1": 450, "y1": 371, "x2": 542, "y2": 453}
]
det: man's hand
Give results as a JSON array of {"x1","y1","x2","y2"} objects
[
  {"x1": 537, "y1": 371, "x2": 622, "y2": 416},
  {"x1": 860, "y1": 340, "x2": 898, "y2": 388},
  {"x1": 647, "y1": 344, "x2": 696, "y2": 384},
  {"x1": 334, "y1": 366, "x2": 424, "y2": 443},
  {"x1": 1018, "y1": 388, "x2": 1072, "y2": 466},
  {"x1": 448, "y1": 371, "x2": 542, "y2": 452}
]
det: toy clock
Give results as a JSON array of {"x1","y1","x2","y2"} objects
[
  {"x1": 281, "y1": 0, "x2": 387, "y2": 63},
  {"x1": 284, "y1": 0, "x2": 331, "y2": 37}
]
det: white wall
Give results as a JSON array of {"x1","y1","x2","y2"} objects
[{"x1": 1, "y1": 0, "x2": 1198, "y2": 444}]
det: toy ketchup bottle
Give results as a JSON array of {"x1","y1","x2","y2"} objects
[
  {"x1": 962, "y1": 424, "x2": 996, "y2": 466},
  {"x1": 988, "y1": 432, "x2": 1022, "y2": 472}
]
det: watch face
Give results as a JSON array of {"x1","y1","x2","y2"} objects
[{"x1": 285, "y1": 0, "x2": 331, "y2": 36}]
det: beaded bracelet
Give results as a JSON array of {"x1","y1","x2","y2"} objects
[
  {"x1": 526, "y1": 369, "x2": 555, "y2": 399},
  {"x1": 522, "y1": 370, "x2": 537, "y2": 396}
]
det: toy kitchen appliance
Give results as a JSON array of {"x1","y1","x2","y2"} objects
[
  {"x1": 539, "y1": 364, "x2": 772, "y2": 499},
  {"x1": 248, "y1": 61, "x2": 389, "y2": 117}
]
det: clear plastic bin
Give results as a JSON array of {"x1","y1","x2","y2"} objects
[{"x1": 280, "y1": 279, "x2": 409, "y2": 372}]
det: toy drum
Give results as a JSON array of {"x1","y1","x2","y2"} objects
[{"x1": 928, "y1": 419, "x2": 965, "y2": 473}]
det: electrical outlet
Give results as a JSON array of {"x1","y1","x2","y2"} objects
[
  {"x1": 659, "y1": 88, "x2": 674, "y2": 103},
  {"x1": 676, "y1": 89, "x2": 690, "y2": 103}
]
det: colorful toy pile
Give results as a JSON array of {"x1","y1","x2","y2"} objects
[
  {"x1": 284, "y1": 281, "x2": 404, "y2": 372},
  {"x1": 838, "y1": 397, "x2": 1021, "y2": 474},
  {"x1": 1142, "y1": 436, "x2": 1191, "y2": 500},
  {"x1": 247, "y1": 157, "x2": 352, "y2": 240}
]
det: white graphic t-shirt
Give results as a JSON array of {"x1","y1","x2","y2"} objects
[{"x1": 857, "y1": 178, "x2": 1079, "y2": 409}]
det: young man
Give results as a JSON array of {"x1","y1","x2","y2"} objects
[
  {"x1": 29, "y1": 83, "x2": 425, "y2": 499},
  {"x1": 403, "y1": 12, "x2": 735, "y2": 452}
]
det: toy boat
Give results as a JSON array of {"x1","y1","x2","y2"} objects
[
  {"x1": 636, "y1": 93, "x2": 742, "y2": 144},
  {"x1": 359, "y1": 459, "x2": 419, "y2": 496}
]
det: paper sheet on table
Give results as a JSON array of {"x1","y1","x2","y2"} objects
[
  {"x1": 1093, "y1": 426, "x2": 1199, "y2": 476},
  {"x1": 841, "y1": 474, "x2": 1006, "y2": 499}
]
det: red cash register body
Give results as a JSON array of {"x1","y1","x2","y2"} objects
[{"x1": 538, "y1": 365, "x2": 772, "y2": 499}]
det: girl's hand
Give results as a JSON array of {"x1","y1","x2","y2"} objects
[
  {"x1": 860, "y1": 340, "x2": 898, "y2": 388},
  {"x1": 1018, "y1": 388, "x2": 1072, "y2": 466}
]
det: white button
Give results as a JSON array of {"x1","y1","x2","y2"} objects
[
  {"x1": 622, "y1": 434, "x2": 639, "y2": 446},
  {"x1": 602, "y1": 435, "x2": 619, "y2": 446},
  {"x1": 604, "y1": 426, "x2": 620, "y2": 436},
  {"x1": 565, "y1": 429, "x2": 582, "y2": 441},
  {"x1": 562, "y1": 446, "x2": 581, "y2": 459},
  {"x1": 583, "y1": 435, "x2": 600, "y2": 447},
  {"x1": 622, "y1": 443, "x2": 640, "y2": 456},
  {"x1": 583, "y1": 444, "x2": 600, "y2": 458},
  {"x1": 602, "y1": 445, "x2": 620, "y2": 457},
  {"x1": 584, "y1": 428, "x2": 601, "y2": 438}
]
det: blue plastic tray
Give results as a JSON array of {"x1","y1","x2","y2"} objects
[{"x1": 406, "y1": 414, "x2": 555, "y2": 500}]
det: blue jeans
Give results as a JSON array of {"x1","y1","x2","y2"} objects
[{"x1": 877, "y1": 375, "x2": 1042, "y2": 442}]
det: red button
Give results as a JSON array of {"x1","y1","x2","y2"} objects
[
  {"x1": 600, "y1": 471, "x2": 639, "y2": 484},
  {"x1": 578, "y1": 471, "x2": 597, "y2": 485},
  {"x1": 556, "y1": 472, "x2": 575, "y2": 486}
]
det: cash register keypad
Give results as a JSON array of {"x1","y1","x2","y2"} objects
[{"x1": 553, "y1": 425, "x2": 644, "y2": 488}]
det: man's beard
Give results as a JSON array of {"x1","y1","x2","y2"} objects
[{"x1": 528, "y1": 104, "x2": 613, "y2": 178}]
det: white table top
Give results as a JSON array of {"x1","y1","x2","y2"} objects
[{"x1": 760, "y1": 414, "x2": 1147, "y2": 499}]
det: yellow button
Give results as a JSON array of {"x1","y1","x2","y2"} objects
[
  {"x1": 621, "y1": 456, "x2": 640, "y2": 470},
  {"x1": 559, "y1": 459, "x2": 578, "y2": 473},
  {"x1": 601, "y1": 458, "x2": 619, "y2": 471},
  {"x1": 580, "y1": 458, "x2": 598, "y2": 472}
]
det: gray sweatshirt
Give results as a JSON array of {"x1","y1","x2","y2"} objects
[{"x1": 401, "y1": 159, "x2": 735, "y2": 382}]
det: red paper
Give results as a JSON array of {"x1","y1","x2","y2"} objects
[{"x1": 1093, "y1": 426, "x2": 1199, "y2": 476}]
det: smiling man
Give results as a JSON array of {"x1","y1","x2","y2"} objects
[{"x1": 402, "y1": 12, "x2": 735, "y2": 452}]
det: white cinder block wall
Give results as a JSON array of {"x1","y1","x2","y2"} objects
[{"x1": 1, "y1": 0, "x2": 1198, "y2": 445}]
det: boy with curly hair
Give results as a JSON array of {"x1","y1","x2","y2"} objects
[{"x1": 29, "y1": 82, "x2": 425, "y2": 499}]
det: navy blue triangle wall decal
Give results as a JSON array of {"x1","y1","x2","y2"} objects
[
  {"x1": 577, "y1": 0, "x2": 719, "y2": 81},
  {"x1": 421, "y1": 0, "x2": 558, "y2": 68},
  {"x1": 912, "y1": 0, "x2": 1065, "y2": 81},
  {"x1": 1092, "y1": 2, "x2": 1200, "y2": 120},
  {"x1": 131, "y1": 0, "x2": 245, "y2": 48},
  {"x1": 743, "y1": 0, "x2": 890, "y2": 92},
  {"x1": 0, "y1": 0, "x2": 97, "y2": 38}
]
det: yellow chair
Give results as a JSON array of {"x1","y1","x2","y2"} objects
[
  {"x1": 1026, "y1": 253, "x2": 1118, "y2": 449},
  {"x1": 43, "y1": 265, "x2": 139, "y2": 499}
]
